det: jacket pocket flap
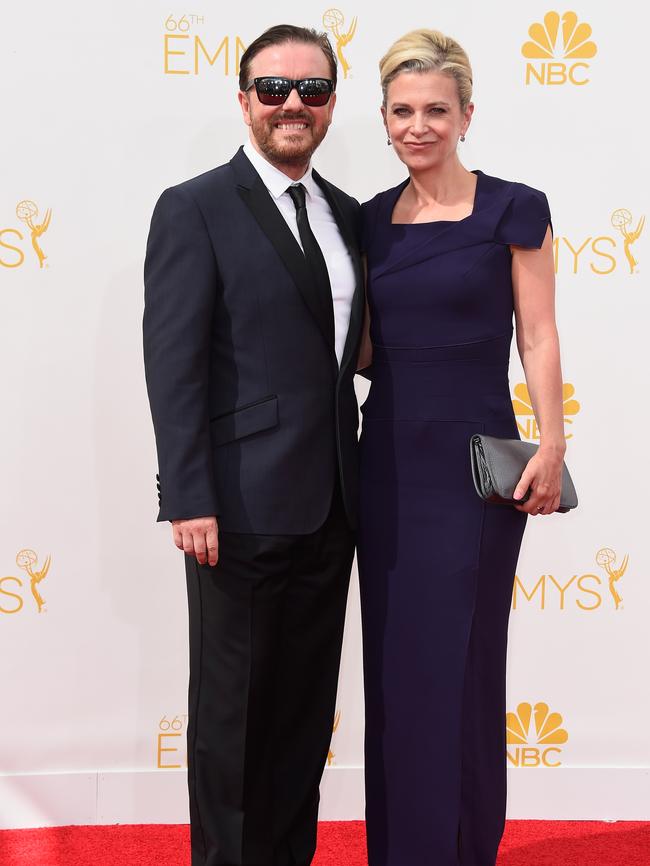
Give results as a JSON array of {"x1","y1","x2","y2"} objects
[{"x1": 210, "y1": 395, "x2": 278, "y2": 446}]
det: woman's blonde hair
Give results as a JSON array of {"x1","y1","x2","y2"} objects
[{"x1": 379, "y1": 29, "x2": 473, "y2": 110}]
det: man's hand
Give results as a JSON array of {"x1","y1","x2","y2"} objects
[{"x1": 172, "y1": 516, "x2": 219, "y2": 567}]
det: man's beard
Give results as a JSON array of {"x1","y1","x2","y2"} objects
[{"x1": 250, "y1": 111, "x2": 327, "y2": 168}]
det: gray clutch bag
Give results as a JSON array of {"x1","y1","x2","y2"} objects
[{"x1": 470, "y1": 434, "x2": 578, "y2": 513}]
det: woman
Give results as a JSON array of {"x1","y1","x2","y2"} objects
[{"x1": 357, "y1": 29, "x2": 566, "y2": 866}]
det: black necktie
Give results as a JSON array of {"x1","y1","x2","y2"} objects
[{"x1": 287, "y1": 183, "x2": 335, "y2": 348}]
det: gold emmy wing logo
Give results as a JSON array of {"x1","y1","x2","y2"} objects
[
  {"x1": 522, "y1": 11, "x2": 597, "y2": 85},
  {"x1": 506, "y1": 701, "x2": 568, "y2": 767},
  {"x1": 611, "y1": 209, "x2": 645, "y2": 274},
  {"x1": 163, "y1": 15, "x2": 246, "y2": 76},
  {"x1": 327, "y1": 709, "x2": 341, "y2": 766},
  {"x1": 0, "y1": 200, "x2": 52, "y2": 269},
  {"x1": 512, "y1": 382, "x2": 580, "y2": 441},
  {"x1": 322, "y1": 9, "x2": 357, "y2": 79},
  {"x1": 596, "y1": 548, "x2": 628, "y2": 610},
  {"x1": 0, "y1": 549, "x2": 52, "y2": 615}
]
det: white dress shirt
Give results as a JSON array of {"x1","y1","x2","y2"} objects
[{"x1": 243, "y1": 141, "x2": 356, "y2": 367}]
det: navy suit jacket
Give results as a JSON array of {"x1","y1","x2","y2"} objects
[{"x1": 143, "y1": 147, "x2": 364, "y2": 533}]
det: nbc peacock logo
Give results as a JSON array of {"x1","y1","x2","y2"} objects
[
  {"x1": 506, "y1": 701, "x2": 569, "y2": 767},
  {"x1": 512, "y1": 382, "x2": 580, "y2": 441},
  {"x1": 522, "y1": 11, "x2": 597, "y2": 86}
]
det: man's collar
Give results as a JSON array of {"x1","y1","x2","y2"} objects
[{"x1": 243, "y1": 141, "x2": 316, "y2": 200}]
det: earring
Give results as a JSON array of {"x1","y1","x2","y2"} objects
[
  {"x1": 460, "y1": 134, "x2": 466, "y2": 142},
  {"x1": 387, "y1": 134, "x2": 392, "y2": 145}
]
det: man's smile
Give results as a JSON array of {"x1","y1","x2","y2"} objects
[{"x1": 275, "y1": 122, "x2": 309, "y2": 130}]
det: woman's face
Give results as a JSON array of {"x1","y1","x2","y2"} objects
[{"x1": 382, "y1": 70, "x2": 473, "y2": 172}]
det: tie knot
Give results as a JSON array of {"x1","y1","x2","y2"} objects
[{"x1": 287, "y1": 183, "x2": 306, "y2": 212}]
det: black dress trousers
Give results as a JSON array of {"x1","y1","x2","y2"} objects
[{"x1": 184, "y1": 480, "x2": 355, "y2": 866}]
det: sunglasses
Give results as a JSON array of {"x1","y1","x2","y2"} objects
[{"x1": 247, "y1": 77, "x2": 334, "y2": 107}]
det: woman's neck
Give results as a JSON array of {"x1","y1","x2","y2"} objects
[{"x1": 406, "y1": 158, "x2": 474, "y2": 207}]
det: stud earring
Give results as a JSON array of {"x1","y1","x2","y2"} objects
[{"x1": 460, "y1": 134, "x2": 466, "y2": 142}]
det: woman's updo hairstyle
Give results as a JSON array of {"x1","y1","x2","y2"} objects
[{"x1": 379, "y1": 29, "x2": 473, "y2": 111}]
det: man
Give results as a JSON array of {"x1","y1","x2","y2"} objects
[{"x1": 143, "y1": 24, "x2": 364, "y2": 866}]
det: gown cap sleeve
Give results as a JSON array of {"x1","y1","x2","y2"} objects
[{"x1": 494, "y1": 183, "x2": 552, "y2": 249}]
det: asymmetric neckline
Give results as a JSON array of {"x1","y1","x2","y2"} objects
[{"x1": 389, "y1": 170, "x2": 483, "y2": 227}]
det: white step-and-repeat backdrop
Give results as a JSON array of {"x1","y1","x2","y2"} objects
[{"x1": 1, "y1": 0, "x2": 648, "y2": 829}]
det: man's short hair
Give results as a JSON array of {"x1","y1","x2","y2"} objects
[{"x1": 239, "y1": 24, "x2": 338, "y2": 93}]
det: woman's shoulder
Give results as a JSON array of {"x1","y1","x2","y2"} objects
[
  {"x1": 359, "y1": 180, "x2": 408, "y2": 251},
  {"x1": 477, "y1": 170, "x2": 548, "y2": 207},
  {"x1": 477, "y1": 171, "x2": 552, "y2": 248},
  {"x1": 361, "y1": 179, "x2": 408, "y2": 215}
]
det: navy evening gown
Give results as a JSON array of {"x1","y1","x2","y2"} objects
[{"x1": 358, "y1": 171, "x2": 552, "y2": 866}]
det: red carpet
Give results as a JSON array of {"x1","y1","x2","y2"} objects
[{"x1": 0, "y1": 820, "x2": 648, "y2": 865}]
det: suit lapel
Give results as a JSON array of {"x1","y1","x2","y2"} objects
[
  {"x1": 230, "y1": 148, "x2": 364, "y2": 376},
  {"x1": 231, "y1": 148, "x2": 335, "y2": 352}
]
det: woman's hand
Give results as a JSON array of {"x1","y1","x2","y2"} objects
[{"x1": 512, "y1": 449, "x2": 564, "y2": 515}]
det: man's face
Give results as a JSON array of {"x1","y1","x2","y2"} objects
[{"x1": 238, "y1": 41, "x2": 336, "y2": 171}]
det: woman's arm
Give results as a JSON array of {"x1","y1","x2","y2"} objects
[{"x1": 511, "y1": 226, "x2": 565, "y2": 514}]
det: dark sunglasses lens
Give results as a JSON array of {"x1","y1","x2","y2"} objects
[
  {"x1": 256, "y1": 78, "x2": 291, "y2": 105},
  {"x1": 299, "y1": 79, "x2": 332, "y2": 106}
]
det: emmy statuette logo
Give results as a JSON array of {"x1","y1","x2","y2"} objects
[
  {"x1": 506, "y1": 702, "x2": 569, "y2": 767},
  {"x1": 512, "y1": 382, "x2": 580, "y2": 441},
  {"x1": 0, "y1": 549, "x2": 52, "y2": 615},
  {"x1": 16, "y1": 200, "x2": 51, "y2": 268},
  {"x1": 595, "y1": 548, "x2": 628, "y2": 611},
  {"x1": 513, "y1": 548, "x2": 630, "y2": 612},
  {"x1": 322, "y1": 9, "x2": 357, "y2": 79},
  {"x1": 554, "y1": 208, "x2": 645, "y2": 276},
  {"x1": 0, "y1": 200, "x2": 52, "y2": 270},
  {"x1": 611, "y1": 209, "x2": 645, "y2": 274},
  {"x1": 522, "y1": 11, "x2": 597, "y2": 85}
]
